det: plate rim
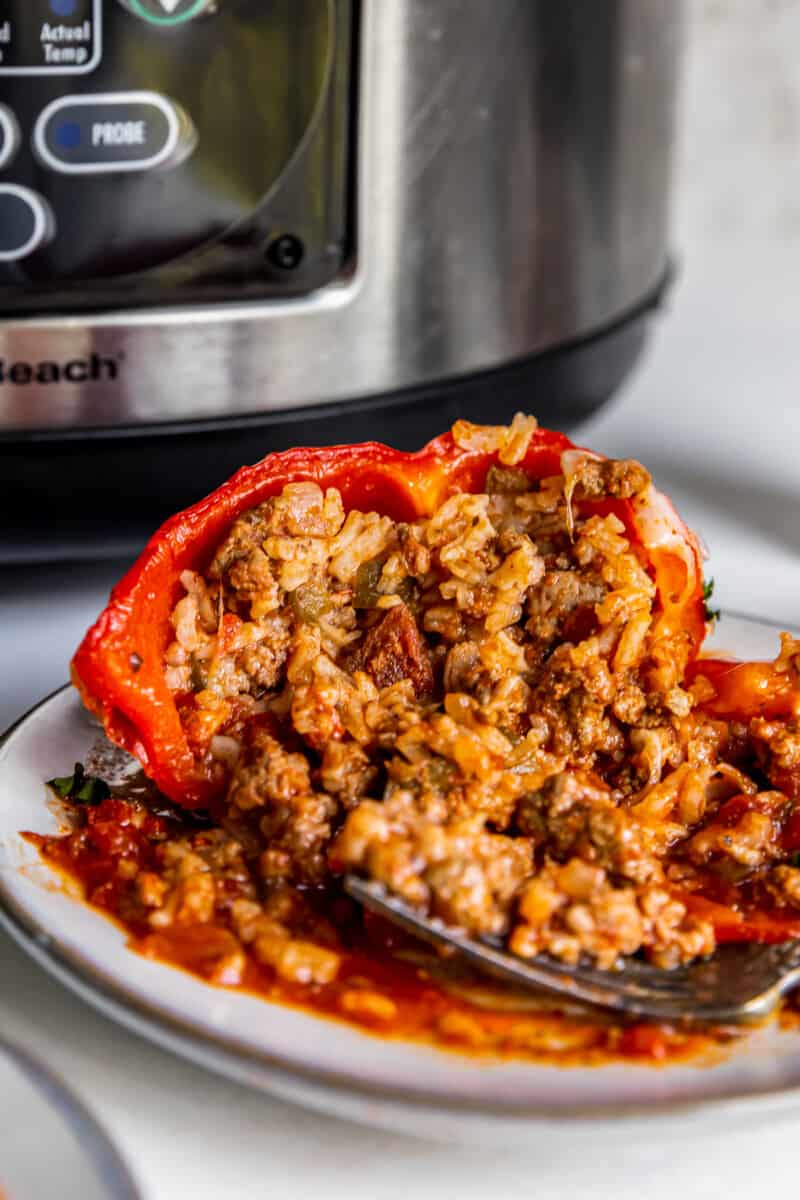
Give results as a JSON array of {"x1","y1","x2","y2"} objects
[
  {"x1": 5, "y1": 618, "x2": 800, "y2": 1134},
  {"x1": 0, "y1": 1034, "x2": 143, "y2": 1200}
]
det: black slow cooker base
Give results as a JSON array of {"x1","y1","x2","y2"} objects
[{"x1": 1, "y1": 301, "x2": 654, "y2": 564}]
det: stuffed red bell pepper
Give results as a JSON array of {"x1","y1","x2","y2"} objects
[
  {"x1": 72, "y1": 416, "x2": 706, "y2": 810},
  {"x1": 67, "y1": 414, "x2": 800, "y2": 967}
]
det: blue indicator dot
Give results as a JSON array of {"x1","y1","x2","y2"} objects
[
  {"x1": 50, "y1": 0, "x2": 78, "y2": 15},
  {"x1": 55, "y1": 121, "x2": 82, "y2": 150}
]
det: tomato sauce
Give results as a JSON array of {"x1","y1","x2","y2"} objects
[{"x1": 26, "y1": 804, "x2": 737, "y2": 1068}]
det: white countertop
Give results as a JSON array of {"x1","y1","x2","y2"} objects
[{"x1": 4, "y1": 3, "x2": 800, "y2": 1196}]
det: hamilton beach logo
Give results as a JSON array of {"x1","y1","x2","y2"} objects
[{"x1": 0, "y1": 354, "x2": 121, "y2": 384}]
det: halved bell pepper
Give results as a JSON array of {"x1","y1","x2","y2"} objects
[{"x1": 71, "y1": 425, "x2": 707, "y2": 809}]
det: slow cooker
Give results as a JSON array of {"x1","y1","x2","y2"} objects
[{"x1": 0, "y1": 0, "x2": 684, "y2": 560}]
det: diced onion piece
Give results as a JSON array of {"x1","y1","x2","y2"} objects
[
  {"x1": 210, "y1": 735, "x2": 242, "y2": 768},
  {"x1": 560, "y1": 448, "x2": 603, "y2": 539}
]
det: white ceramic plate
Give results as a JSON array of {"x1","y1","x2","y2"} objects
[{"x1": 3, "y1": 613, "x2": 800, "y2": 1147}]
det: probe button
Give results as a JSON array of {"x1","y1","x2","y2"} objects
[{"x1": 34, "y1": 91, "x2": 195, "y2": 174}]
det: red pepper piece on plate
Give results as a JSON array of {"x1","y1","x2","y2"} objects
[{"x1": 689, "y1": 657, "x2": 800, "y2": 721}]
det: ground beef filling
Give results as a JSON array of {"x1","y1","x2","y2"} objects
[{"x1": 147, "y1": 445, "x2": 800, "y2": 979}]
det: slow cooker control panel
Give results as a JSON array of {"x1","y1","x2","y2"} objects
[{"x1": 0, "y1": 0, "x2": 352, "y2": 311}]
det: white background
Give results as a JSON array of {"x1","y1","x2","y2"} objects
[{"x1": 3, "y1": 2, "x2": 800, "y2": 1195}]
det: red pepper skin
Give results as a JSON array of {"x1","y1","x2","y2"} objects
[
  {"x1": 71, "y1": 428, "x2": 707, "y2": 809},
  {"x1": 688, "y1": 657, "x2": 800, "y2": 797},
  {"x1": 683, "y1": 892, "x2": 800, "y2": 945}
]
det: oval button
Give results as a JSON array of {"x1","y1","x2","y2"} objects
[
  {"x1": 118, "y1": 0, "x2": 215, "y2": 25},
  {"x1": 0, "y1": 105, "x2": 20, "y2": 170},
  {"x1": 0, "y1": 185, "x2": 53, "y2": 262},
  {"x1": 34, "y1": 91, "x2": 196, "y2": 175}
]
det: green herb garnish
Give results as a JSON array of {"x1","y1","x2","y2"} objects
[
  {"x1": 354, "y1": 559, "x2": 383, "y2": 609},
  {"x1": 702, "y1": 577, "x2": 721, "y2": 624},
  {"x1": 47, "y1": 762, "x2": 110, "y2": 806}
]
